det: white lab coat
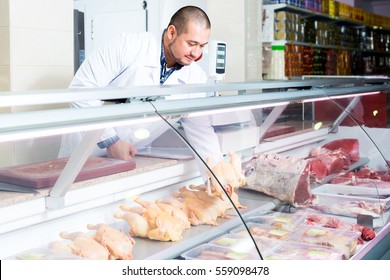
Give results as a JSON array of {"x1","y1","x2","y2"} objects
[{"x1": 58, "y1": 32, "x2": 223, "y2": 170}]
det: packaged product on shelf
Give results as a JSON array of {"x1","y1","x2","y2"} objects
[
  {"x1": 246, "y1": 211, "x2": 305, "y2": 231},
  {"x1": 208, "y1": 233, "x2": 282, "y2": 254},
  {"x1": 230, "y1": 223, "x2": 294, "y2": 240},
  {"x1": 181, "y1": 244, "x2": 260, "y2": 260},
  {"x1": 289, "y1": 225, "x2": 360, "y2": 259},
  {"x1": 265, "y1": 240, "x2": 345, "y2": 260}
]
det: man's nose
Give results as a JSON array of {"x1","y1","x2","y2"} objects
[{"x1": 191, "y1": 46, "x2": 202, "y2": 58}]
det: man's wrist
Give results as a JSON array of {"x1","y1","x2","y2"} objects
[{"x1": 97, "y1": 135, "x2": 120, "y2": 149}]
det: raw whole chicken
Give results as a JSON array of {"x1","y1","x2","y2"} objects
[
  {"x1": 120, "y1": 201, "x2": 191, "y2": 230},
  {"x1": 48, "y1": 240, "x2": 75, "y2": 255},
  {"x1": 114, "y1": 211, "x2": 150, "y2": 238},
  {"x1": 205, "y1": 151, "x2": 246, "y2": 199},
  {"x1": 58, "y1": 231, "x2": 109, "y2": 260},
  {"x1": 188, "y1": 185, "x2": 232, "y2": 218},
  {"x1": 134, "y1": 197, "x2": 191, "y2": 233},
  {"x1": 87, "y1": 223, "x2": 135, "y2": 260},
  {"x1": 117, "y1": 197, "x2": 185, "y2": 241},
  {"x1": 228, "y1": 150, "x2": 247, "y2": 187},
  {"x1": 155, "y1": 201, "x2": 191, "y2": 230},
  {"x1": 155, "y1": 196, "x2": 202, "y2": 226},
  {"x1": 142, "y1": 207, "x2": 184, "y2": 241},
  {"x1": 173, "y1": 188, "x2": 219, "y2": 226}
]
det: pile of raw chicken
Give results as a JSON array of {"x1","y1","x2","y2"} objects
[{"x1": 47, "y1": 151, "x2": 247, "y2": 260}]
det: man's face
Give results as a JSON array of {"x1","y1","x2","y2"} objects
[{"x1": 165, "y1": 22, "x2": 210, "y2": 67}]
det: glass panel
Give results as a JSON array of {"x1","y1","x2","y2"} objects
[
  {"x1": 154, "y1": 88, "x2": 390, "y2": 260},
  {"x1": 1, "y1": 80, "x2": 390, "y2": 260}
]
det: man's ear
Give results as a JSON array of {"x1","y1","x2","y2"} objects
[
  {"x1": 166, "y1": 25, "x2": 176, "y2": 39},
  {"x1": 195, "y1": 53, "x2": 202, "y2": 62}
]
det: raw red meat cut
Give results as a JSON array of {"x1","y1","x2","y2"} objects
[
  {"x1": 309, "y1": 138, "x2": 360, "y2": 176},
  {"x1": 330, "y1": 168, "x2": 390, "y2": 188},
  {"x1": 321, "y1": 138, "x2": 360, "y2": 162},
  {"x1": 309, "y1": 200, "x2": 387, "y2": 218},
  {"x1": 307, "y1": 158, "x2": 328, "y2": 183},
  {"x1": 244, "y1": 153, "x2": 317, "y2": 207},
  {"x1": 304, "y1": 213, "x2": 376, "y2": 244},
  {"x1": 309, "y1": 149, "x2": 348, "y2": 174}
]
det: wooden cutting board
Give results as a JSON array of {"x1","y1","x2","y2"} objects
[{"x1": 0, "y1": 157, "x2": 136, "y2": 189}]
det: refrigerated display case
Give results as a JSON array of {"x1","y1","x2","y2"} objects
[{"x1": 0, "y1": 78, "x2": 390, "y2": 260}]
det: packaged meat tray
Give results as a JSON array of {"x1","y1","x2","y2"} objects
[
  {"x1": 208, "y1": 233, "x2": 282, "y2": 255},
  {"x1": 7, "y1": 247, "x2": 85, "y2": 260},
  {"x1": 229, "y1": 223, "x2": 294, "y2": 240},
  {"x1": 312, "y1": 183, "x2": 390, "y2": 202},
  {"x1": 289, "y1": 225, "x2": 360, "y2": 259},
  {"x1": 308, "y1": 194, "x2": 389, "y2": 219},
  {"x1": 246, "y1": 211, "x2": 305, "y2": 231},
  {"x1": 264, "y1": 241, "x2": 344, "y2": 260},
  {"x1": 181, "y1": 244, "x2": 261, "y2": 260}
]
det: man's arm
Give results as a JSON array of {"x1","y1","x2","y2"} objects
[
  {"x1": 69, "y1": 34, "x2": 133, "y2": 157},
  {"x1": 106, "y1": 139, "x2": 137, "y2": 160}
]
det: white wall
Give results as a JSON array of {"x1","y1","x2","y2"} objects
[
  {"x1": 0, "y1": 0, "x2": 73, "y2": 166},
  {"x1": 7, "y1": 0, "x2": 73, "y2": 92}
]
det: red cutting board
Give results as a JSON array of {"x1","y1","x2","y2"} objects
[{"x1": 0, "y1": 157, "x2": 136, "y2": 189}]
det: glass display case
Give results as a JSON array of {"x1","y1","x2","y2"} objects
[{"x1": 0, "y1": 77, "x2": 389, "y2": 260}]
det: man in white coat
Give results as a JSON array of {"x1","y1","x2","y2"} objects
[{"x1": 59, "y1": 6, "x2": 223, "y2": 175}]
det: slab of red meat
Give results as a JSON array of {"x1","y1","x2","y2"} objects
[
  {"x1": 310, "y1": 148, "x2": 349, "y2": 174},
  {"x1": 330, "y1": 172, "x2": 356, "y2": 184},
  {"x1": 307, "y1": 158, "x2": 328, "y2": 183},
  {"x1": 244, "y1": 153, "x2": 317, "y2": 207},
  {"x1": 355, "y1": 166, "x2": 389, "y2": 180},
  {"x1": 321, "y1": 138, "x2": 360, "y2": 162},
  {"x1": 331, "y1": 168, "x2": 390, "y2": 187}
]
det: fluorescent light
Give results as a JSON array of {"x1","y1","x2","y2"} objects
[
  {"x1": 301, "y1": 91, "x2": 380, "y2": 103},
  {"x1": 0, "y1": 116, "x2": 162, "y2": 143},
  {"x1": 187, "y1": 101, "x2": 290, "y2": 117}
]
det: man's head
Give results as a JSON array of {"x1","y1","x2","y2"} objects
[{"x1": 164, "y1": 6, "x2": 211, "y2": 68}]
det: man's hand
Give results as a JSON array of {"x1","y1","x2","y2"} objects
[{"x1": 107, "y1": 139, "x2": 137, "y2": 160}]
